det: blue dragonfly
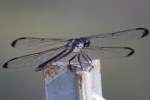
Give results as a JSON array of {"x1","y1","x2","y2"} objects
[{"x1": 3, "y1": 28, "x2": 149, "y2": 74}]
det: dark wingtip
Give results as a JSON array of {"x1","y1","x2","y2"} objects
[
  {"x1": 2, "y1": 57, "x2": 18, "y2": 69},
  {"x1": 125, "y1": 47, "x2": 135, "y2": 57},
  {"x1": 2, "y1": 62, "x2": 8, "y2": 69},
  {"x1": 11, "y1": 37, "x2": 26, "y2": 47},
  {"x1": 136, "y1": 28, "x2": 149, "y2": 38}
]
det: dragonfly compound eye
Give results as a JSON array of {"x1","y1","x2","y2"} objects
[
  {"x1": 84, "y1": 40, "x2": 90, "y2": 47},
  {"x1": 79, "y1": 37, "x2": 90, "y2": 47}
]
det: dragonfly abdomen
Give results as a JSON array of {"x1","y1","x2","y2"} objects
[{"x1": 35, "y1": 48, "x2": 73, "y2": 71}]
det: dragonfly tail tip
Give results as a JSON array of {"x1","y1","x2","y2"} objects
[{"x1": 34, "y1": 67, "x2": 42, "y2": 72}]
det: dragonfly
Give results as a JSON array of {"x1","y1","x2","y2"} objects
[{"x1": 2, "y1": 28, "x2": 149, "y2": 75}]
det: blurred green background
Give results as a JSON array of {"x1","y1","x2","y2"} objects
[{"x1": 0, "y1": 0, "x2": 150, "y2": 100}]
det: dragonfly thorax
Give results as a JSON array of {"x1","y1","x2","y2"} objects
[
  {"x1": 65, "y1": 38, "x2": 90, "y2": 53},
  {"x1": 73, "y1": 43, "x2": 84, "y2": 52}
]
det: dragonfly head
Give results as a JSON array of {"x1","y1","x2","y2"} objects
[
  {"x1": 66, "y1": 38, "x2": 90, "y2": 50},
  {"x1": 79, "y1": 37, "x2": 90, "y2": 47}
]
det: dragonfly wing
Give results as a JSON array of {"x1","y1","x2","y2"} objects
[
  {"x1": 86, "y1": 28, "x2": 149, "y2": 46},
  {"x1": 2, "y1": 46, "x2": 66, "y2": 70},
  {"x1": 11, "y1": 37, "x2": 68, "y2": 50},
  {"x1": 82, "y1": 46, "x2": 135, "y2": 59}
]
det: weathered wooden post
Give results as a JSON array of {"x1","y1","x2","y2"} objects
[
  {"x1": 76, "y1": 59, "x2": 106, "y2": 100},
  {"x1": 43, "y1": 59, "x2": 106, "y2": 100}
]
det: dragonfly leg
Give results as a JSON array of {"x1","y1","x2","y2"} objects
[
  {"x1": 68, "y1": 54, "x2": 77, "y2": 72},
  {"x1": 68, "y1": 53, "x2": 93, "y2": 72},
  {"x1": 68, "y1": 54, "x2": 84, "y2": 72},
  {"x1": 68, "y1": 54, "x2": 77, "y2": 65},
  {"x1": 83, "y1": 52, "x2": 92, "y2": 64},
  {"x1": 77, "y1": 54, "x2": 84, "y2": 71},
  {"x1": 81, "y1": 51, "x2": 94, "y2": 71}
]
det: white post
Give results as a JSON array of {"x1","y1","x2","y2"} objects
[
  {"x1": 42, "y1": 59, "x2": 106, "y2": 100},
  {"x1": 76, "y1": 59, "x2": 106, "y2": 100}
]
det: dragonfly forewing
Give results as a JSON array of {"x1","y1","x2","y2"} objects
[
  {"x1": 86, "y1": 28, "x2": 149, "y2": 46},
  {"x1": 11, "y1": 37, "x2": 68, "y2": 50}
]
